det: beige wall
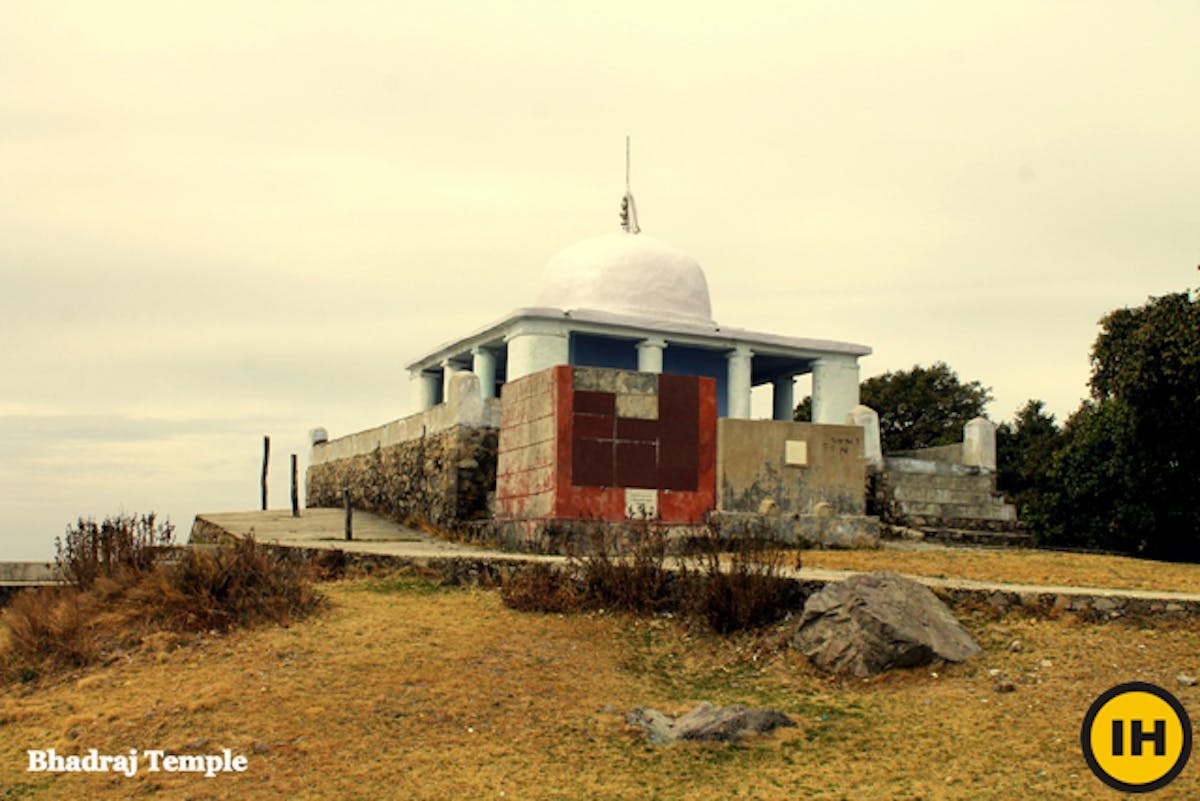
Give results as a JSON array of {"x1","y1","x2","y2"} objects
[{"x1": 716, "y1": 420, "x2": 865, "y2": 516}]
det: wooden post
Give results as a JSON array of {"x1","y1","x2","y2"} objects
[
  {"x1": 261, "y1": 435, "x2": 270, "y2": 511},
  {"x1": 290, "y1": 454, "x2": 299, "y2": 518},
  {"x1": 343, "y1": 489, "x2": 353, "y2": 541}
]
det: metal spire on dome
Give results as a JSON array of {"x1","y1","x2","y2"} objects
[{"x1": 620, "y1": 135, "x2": 641, "y2": 234}]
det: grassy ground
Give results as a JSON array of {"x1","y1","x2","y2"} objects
[
  {"x1": 803, "y1": 546, "x2": 1200, "y2": 594},
  {"x1": 1, "y1": 571, "x2": 1198, "y2": 800}
]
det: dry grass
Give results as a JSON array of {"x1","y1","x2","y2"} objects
[
  {"x1": 803, "y1": 546, "x2": 1200, "y2": 594},
  {"x1": 0, "y1": 538, "x2": 323, "y2": 683},
  {"x1": 1, "y1": 570, "x2": 1198, "y2": 800}
]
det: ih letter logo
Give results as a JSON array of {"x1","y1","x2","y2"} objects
[{"x1": 1081, "y1": 682, "x2": 1192, "y2": 793}]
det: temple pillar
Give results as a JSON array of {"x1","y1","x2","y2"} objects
[
  {"x1": 506, "y1": 321, "x2": 570, "y2": 381},
  {"x1": 772, "y1": 375, "x2": 795, "y2": 421},
  {"x1": 410, "y1": 370, "x2": 440, "y2": 411},
  {"x1": 812, "y1": 356, "x2": 860, "y2": 424},
  {"x1": 636, "y1": 338, "x2": 666, "y2": 374},
  {"x1": 726, "y1": 345, "x2": 753, "y2": 419},
  {"x1": 472, "y1": 346, "x2": 497, "y2": 399}
]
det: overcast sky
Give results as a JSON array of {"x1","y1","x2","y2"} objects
[{"x1": 2, "y1": 2, "x2": 1197, "y2": 560}]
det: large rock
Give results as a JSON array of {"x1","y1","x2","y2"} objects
[
  {"x1": 791, "y1": 572, "x2": 980, "y2": 677},
  {"x1": 625, "y1": 703, "x2": 796, "y2": 745}
]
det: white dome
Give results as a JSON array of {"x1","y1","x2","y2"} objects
[{"x1": 535, "y1": 232, "x2": 714, "y2": 324}]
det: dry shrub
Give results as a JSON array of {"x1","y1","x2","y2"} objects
[
  {"x1": 2, "y1": 588, "x2": 105, "y2": 671},
  {"x1": 574, "y1": 522, "x2": 676, "y2": 614},
  {"x1": 150, "y1": 537, "x2": 324, "y2": 631},
  {"x1": 681, "y1": 527, "x2": 805, "y2": 634},
  {"x1": 499, "y1": 521, "x2": 804, "y2": 634},
  {"x1": 499, "y1": 563, "x2": 579, "y2": 613},
  {"x1": 2, "y1": 519, "x2": 324, "y2": 683},
  {"x1": 311, "y1": 548, "x2": 350, "y2": 582},
  {"x1": 56, "y1": 513, "x2": 175, "y2": 588}
]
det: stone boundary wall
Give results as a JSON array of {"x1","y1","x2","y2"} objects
[
  {"x1": 889, "y1": 443, "x2": 962, "y2": 464},
  {"x1": 253, "y1": 542, "x2": 1200, "y2": 622},
  {"x1": 306, "y1": 424, "x2": 498, "y2": 529},
  {"x1": 311, "y1": 392, "x2": 500, "y2": 466}
]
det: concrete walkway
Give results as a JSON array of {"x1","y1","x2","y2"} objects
[{"x1": 191, "y1": 510, "x2": 1200, "y2": 614}]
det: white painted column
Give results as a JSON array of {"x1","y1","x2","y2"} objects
[
  {"x1": 472, "y1": 346, "x2": 497, "y2": 399},
  {"x1": 410, "y1": 370, "x2": 440, "y2": 411},
  {"x1": 812, "y1": 356, "x2": 861, "y2": 424},
  {"x1": 771, "y1": 375, "x2": 795, "y2": 421},
  {"x1": 726, "y1": 345, "x2": 753, "y2": 419},
  {"x1": 636, "y1": 338, "x2": 666, "y2": 374},
  {"x1": 441, "y1": 359, "x2": 461, "y2": 389},
  {"x1": 505, "y1": 321, "x2": 570, "y2": 381}
]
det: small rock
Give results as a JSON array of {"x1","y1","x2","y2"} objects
[
  {"x1": 987, "y1": 668, "x2": 1002, "y2": 678},
  {"x1": 1177, "y1": 673, "x2": 1198, "y2": 687},
  {"x1": 994, "y1": 680, "x2": 1016, "y2": 693},
  {"x1": 625, "y1": 703, "x2": 796, "y2": 745},
  {"x1": 1009, "y1": 640, "x2": 1023, "y2": 653},
  {"x1": 250, "y1": 741, "x2": 271, "y2": 755},
  {"x1": 1040, "y1": 659, "x2": 1053, "y2": 669}
]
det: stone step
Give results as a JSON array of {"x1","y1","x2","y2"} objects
[
  {"x1": 886, "y1": 473, "x2": 996, "y2": 494},
  {"x1": 883, "y1": 457, "x2": 985, "y2": 477},
  {"x1": 901, "y1": 515, "x2": 1027, "y2": 533},
  {"x1": 897, "y1": 500, "x2": 1018, "y2": 522},
  {"x1": 918, "y1": 527, "x2": 1034, "y2": 548},
  {"x1": 892, "y1": 484, "x2": 1006, "y2": 505}
]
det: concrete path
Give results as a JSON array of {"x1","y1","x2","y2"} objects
[
  {"x1": 0, "y1": 561, "x2": 60, "y2": 585},
  {"x1": 191, "y1": 510, "x2": 1200, "y2": 612}
]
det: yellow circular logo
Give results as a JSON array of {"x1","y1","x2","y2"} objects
[{"x1": 1081, "y1": 682, "x2": 1192, "y2": 793}]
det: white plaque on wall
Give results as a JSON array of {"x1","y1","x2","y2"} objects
[
  {"x1": 785, "y1": 440, "x2": 809, "y2": 466},
  {"x1": 625, "y1": 488, "x2": 659, "y2": 519}
]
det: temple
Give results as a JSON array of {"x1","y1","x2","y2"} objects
[{"x1": 308, "y1": 171, "x2": 884, "y2": 552}]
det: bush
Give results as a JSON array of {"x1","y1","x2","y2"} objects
[
  {"x1": 499, "y1": 563, "x2": 580, "y2": 613},
  {"x1": 681, "y1": 528, "x2": 805, "y2": 634},
  {"x1": 575, "y1": 522, "x2": 677, "y2": 615},
  {"x1": 2, "y1": 514, "x2": 325, "y2": 682},
  {"x1": 2, "y1": 588, "x2": 105, "y2": 670},
  {"x1": 55, "y1": 513, "x2": 175, "y2": 588},
  {"x1": 153, "y1": 537, "x2": 325, "y2": 631},
  {"x1": 499, "y1": 521, "x2": 804, "y2": 633}
]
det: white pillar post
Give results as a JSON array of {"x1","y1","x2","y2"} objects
[
  {"x1": 771, "y1": 375, "x2": 795, "y2": 421},
  {"x1": 846, "y1": 405, "x2": 883, "y2": 469},
  {"x1": 410, "y1": 370, "x2": 440, "y2": 411},
  {"x1": 472, "y1": 346, "x2": 497, "y2": 399},
  {"x1": 963, "y1": 417, "x2": 997, "y2": 472},
  {"x1": 636, "y1": 338, "x2": 666, "y2": 374},
  {"x1": 812, "y1": 356, "x2": 860, "y2": 424},
  {"x1": 505, "y1": 321, "x2": 570, "y2": 381},
  {"x1": 726, "y1": 345, "x2": 753, "y2": 420}
]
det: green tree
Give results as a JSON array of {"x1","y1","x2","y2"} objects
[
  {"x1": 794, "y1": 362, "x2": 992, "y2": 453},
  {"x1": 1040, "y1": 289, "x2": 1200, "y2": 559},
  {"x1": 996, "y1": 400, "x2": 1062, "y2": 530}
]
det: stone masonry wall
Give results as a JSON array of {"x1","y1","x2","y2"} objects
[{"x1": 306, "y1": 424, "x2": 498, "y2": 529}]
